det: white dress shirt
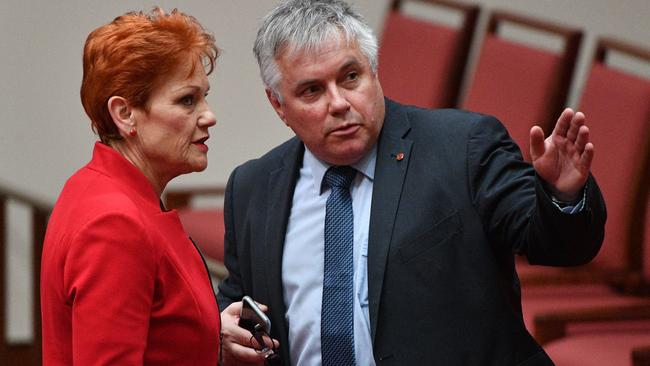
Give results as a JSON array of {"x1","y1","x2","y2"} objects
[{"x1": 282, "y1": 146, "x2": 377, "y2": 366}]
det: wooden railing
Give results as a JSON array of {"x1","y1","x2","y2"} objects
[{"x1": 0, "y1": 185, "x2": 52, "y2": 366}]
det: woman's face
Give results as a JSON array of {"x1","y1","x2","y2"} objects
[{"x1": 131, "y1": 59, "x2": 216, "y2": 184}]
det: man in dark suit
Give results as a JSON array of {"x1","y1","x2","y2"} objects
[{"x1": 217, "y1": 1, "x2": 606, "y2": 365}]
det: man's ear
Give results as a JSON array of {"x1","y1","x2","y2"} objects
[
  {"x1": 265, "y1": 88, "x2": 288, "y2": 125},
  {"x1": 107, "y1": 96, "x2": 134, "y2": 138}
]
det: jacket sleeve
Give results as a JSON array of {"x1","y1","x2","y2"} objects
[
  {"x1": 217, "y1": 166, "x2": 245, "y2": 310},
  {"x1": 63, "y1": 212, "x2": 157, "y2": 365},
  {"x1": 466, "y1": 114, "x2": 606, "y2": 265}
]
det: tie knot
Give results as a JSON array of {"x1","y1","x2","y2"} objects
[{"x1": 323, "y1": 166, "x2": 356, "y2": 189}]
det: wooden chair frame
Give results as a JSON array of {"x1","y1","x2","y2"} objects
[
  {"x1": 632, "y1": 345, "x2": 650, "y2": 366},
  {"x1": 534, "y1": 303, "x2": 650, "y2": 345},
  {"x1": 594, "y1": 37, "x2": 650, "y2": 287},
  {"x1": 519, "y1": 37, "x2": 650, "y2": 291},
  {"x1": 0, "y1": 186, "x2": 51, "y2": 365},
  {"x1": 164, "y1": 186, "x2": 226, "y2": 210},
  {"x1": 471, "y1": 9, "x2": 583, "y2": 134},
  {"x1": 523, "y1": 37, "x2": 650, "y2": 365}
]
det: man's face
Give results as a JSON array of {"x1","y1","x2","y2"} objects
[{"x1": 267, "y1": 37, "x2": 385, "y2": 166}]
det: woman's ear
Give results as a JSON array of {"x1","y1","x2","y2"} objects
[{"x1": 107, "y1": 96, "x2": 135, "y2": 138}]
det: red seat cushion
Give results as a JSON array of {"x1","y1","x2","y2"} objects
[
  {"x1": 544, "y1": 330, "x2": 650, "y2": 365},
  {"x1": 521, "y1": 283, "x2": 649, "y2": 335}
]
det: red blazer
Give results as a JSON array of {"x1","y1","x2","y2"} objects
[{"x1": 41, "y1": 142, "x2": 220, "y2": 365}]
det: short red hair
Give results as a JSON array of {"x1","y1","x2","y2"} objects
[{"x1": 81, "y1": 8, "x2": 219, "y2": 142}]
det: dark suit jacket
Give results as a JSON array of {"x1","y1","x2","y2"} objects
[{"x1": 217, "y1": 99, "x2": 606, "y2": 366}]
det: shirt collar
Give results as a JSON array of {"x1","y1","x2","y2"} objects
[{"x1": 303, "y1": 145, "x2": 377, "y2": 195}]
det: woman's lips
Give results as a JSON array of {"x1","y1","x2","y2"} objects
[
  {"x1": 193, "y1": 137, "x2": 209, "y2": 152},
  {"x1": 193, "y1": 142, "x2": 208, "y2": 152}
]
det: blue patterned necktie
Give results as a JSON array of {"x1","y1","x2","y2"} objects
[{"x1": 321, "y1": 165, "x2": 357, "y2": 366}]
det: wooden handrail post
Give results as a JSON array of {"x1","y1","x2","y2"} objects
[
  {"x1": 0, "y1": 186, "x2": 53, "y2": 365},
  {"x1": 31, "y1": 209, "x2": 47, "y2": 365},
  {"x1": 0, "y1": 195, "x2": 7, "y2": 360}
]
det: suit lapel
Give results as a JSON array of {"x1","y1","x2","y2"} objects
[
  {"x1": 368, "y1": 100, "x2": 412, "y2": 343},
  {"x1": 264, "y1": 138, "x2": 303, "y2": 360}
]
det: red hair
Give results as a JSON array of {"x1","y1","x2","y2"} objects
[{"x1": 81, "y1": 8, "x2": 219, "y2": 142}]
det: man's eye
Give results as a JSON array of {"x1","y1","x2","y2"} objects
[
  {"x1": 346, "y1": 71, "x2": 358, "y2": 81},
  {"x1": 302, "y1": 86, "x2": 321, "y2": 96}
]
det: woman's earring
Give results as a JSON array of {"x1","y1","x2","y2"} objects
[{"x1": 129, "y1": 128, "x2": 136, "y2": 137}]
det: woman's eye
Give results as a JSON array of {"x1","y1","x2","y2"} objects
[{"x1": 180, "y1": 95, "x2": 194, "y2": 106}]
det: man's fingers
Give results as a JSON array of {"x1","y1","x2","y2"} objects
[
  {"x1": 529, "y1": 125, "x2": 546, "y2": 161},
  {"x1": 250, "y1": 333, "x2": 280, "y2": 351},
  {"x1": 580, "y1": 142, "x2": 595, "y2": 171},
  {"x1": 220, "y1": 300, "x2": 271, "y2": 363},
  {"x1": 574, "y1": 125, "x2": 590, "y2": 153},
  {"x1": 221, "y1": 325, "x2": 269, "y2": 365},
  {"x1": 552, "y1": 108, "x2": 574, "y2": 138},
  {"x1": 223, "y1": 301, "x2": 244, "y2": 315},
  {"x1": 254, "y1": 302, "x2": 269, "y2": 312},
  {"x1": 566, "y1": 111, "x2": 586, "y2": 142},
  {"x1": 223, "y1": 341, "x2": 268, "y2": 364}
]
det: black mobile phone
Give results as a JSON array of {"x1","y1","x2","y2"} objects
[{"x1": 239, "y1": 295, "x2": 271, "y2": 334}]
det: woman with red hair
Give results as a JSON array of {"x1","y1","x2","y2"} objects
[{"x1": 41, "y1": 8, "x2": 220, "y2": 365}]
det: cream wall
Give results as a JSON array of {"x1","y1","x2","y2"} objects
[
  {"x1": 0, "y1": 0, "x2": 387, "y2": 203},
  {"x1": 1, "y1": 0, "x2": 649, "y2": 343},
  {"x1": 2, "y1": 0, "x2": 649, "y2": 202}
]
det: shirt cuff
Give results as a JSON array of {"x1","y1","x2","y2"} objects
[{"x1": 551, "y1": 187, "x2": 587, "y2": 214}]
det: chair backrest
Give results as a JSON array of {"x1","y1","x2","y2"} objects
[
  {"x1": 577, "y1": 38, "x2": 650, "y2": 276},
  {"x1": 463, "y1": 11, "x2": 582, "y2": 160},
  {"x1": 177, "y1": 208, "x2": 225, "y2": 263},
  {"x1": 164, "y1": 187, "x2": 227, "y2": 265},
  {"x1": 378, "y1": 0, "x2": 479, "y2": 109}
]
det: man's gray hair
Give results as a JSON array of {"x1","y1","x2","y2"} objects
[{"x1": 253, "y1": 0, "x2": 378, "y2": 101}]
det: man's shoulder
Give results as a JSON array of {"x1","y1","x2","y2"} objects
[
  {"x1": 226, "y1": 136, "x2": 302, "y2": 192},
  {"x1": 237, "y1": 136, "x2": 301, "y2": 172},
  {"x1": 386, "y1": 99, "x2": 495, "y2": 132}
]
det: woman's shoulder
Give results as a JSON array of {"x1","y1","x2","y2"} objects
[
  {"x1": 60, "y1": 166, "x2": 141, "y2": 214},
  {"x1": 49, "y1": 166, "x2": 154, "y2": 246}
]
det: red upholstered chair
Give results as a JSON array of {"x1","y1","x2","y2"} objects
[
  {"x1": 164, "y1": 187, "x2": 228, "y2": 281},
  {"x1": 537, "y1": 197, "x2": 650, "y2": 365},
  {"x1": 517, "y1": 38, "x2": 650, "y2": 365},
  {"x1": 463, "y1": 11, "x2": 582, "y2": 160},
  {"x1": 378, "y1": 0, "x2": 479, "y2": 108},
  {"x1": 542, "y1": 308, "x2": 650, "y2": 366},
  {"x1": 518, "y1": 37, "x2": 650, "y2": 293}
]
